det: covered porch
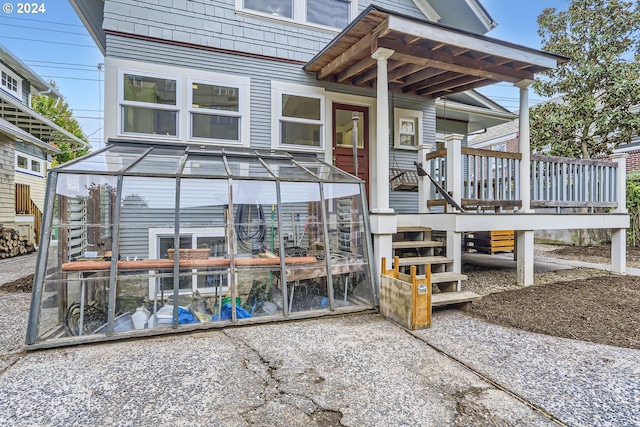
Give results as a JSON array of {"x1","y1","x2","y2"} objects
[{"x1": 305, "y1": 5, "x2": 629, "y2": 286}]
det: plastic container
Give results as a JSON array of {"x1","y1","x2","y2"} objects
[{"x1": 132, "y1": 306, "x2": 150, "y2": 329}]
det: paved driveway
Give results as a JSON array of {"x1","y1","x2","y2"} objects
[{"x1": 1, "y1": 253, "x2": 638, "y2": 426}]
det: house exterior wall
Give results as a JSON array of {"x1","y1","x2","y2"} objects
[
  {"x1": 624, "y1": 150, "x2": 640, "y2": 173},
  {"x1": 104, "y1": 35, "x2": 435, "y2": 169},
  {"x1": 14, "y1": 169, "x2": 47, "y2": 212},
  {"x1": 99, "y1": 1, "x2": 486, "y2": 216},
  {"x1": 0, "y1": 59, "x2": 29, "y2": 105},
  {"x1": 102, "y1": 0, "x2": 426, "y2": 63},
  {"x1": 0, "y1": 135, "x2": 16, "y2": 225}
]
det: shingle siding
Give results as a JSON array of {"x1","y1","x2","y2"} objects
[
  {"x1": 103, "y1": 0, "x2": 426, "y2": 63},
  {"x1": 0, "y1": 135, "x2": 16, "y2": 223}
]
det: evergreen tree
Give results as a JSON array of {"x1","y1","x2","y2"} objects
[{"x1": 531, "y1": 0, "x2": 640, "y2": 158}]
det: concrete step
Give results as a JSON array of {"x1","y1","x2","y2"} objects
[
  {"x1": 432, "y1": 291, "x2": 482, "y2": 307},
  {"x1": 392, "y1": 241, "x2": 443, "y2": 249},
  {"x1": 396, "y1": 256, "x2": 452, "y2": 267}
]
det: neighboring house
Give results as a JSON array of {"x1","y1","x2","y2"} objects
[
  {"x1": 0, "y1": 43, "x2": 87, "y2": 244},
  {"x1": 26, "y1": 0, "x2": 628, "y2": 346}
]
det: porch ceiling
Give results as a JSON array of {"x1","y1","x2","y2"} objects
[
  {"x1": 0, "y1": 91, "x2": 87, "y2": 151},
  {"x1": 304, "y1": 6, "x2": 568, "y2": 98}
]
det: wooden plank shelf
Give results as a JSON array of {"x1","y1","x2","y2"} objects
[{"x1": 392, "y1": 241, "x2": 443, "y2": 249}]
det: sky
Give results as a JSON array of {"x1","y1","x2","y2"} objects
[{"x1": 0, "y1": 0, "x2": 570, "y2": 149}]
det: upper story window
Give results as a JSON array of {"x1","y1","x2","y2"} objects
[
  {"x1": 189, "y1": 81, "x2": 243, "y2": 143},
  {"x1": 16, "y1": 152, "x2": 44, "y2": 177},
  {"x1": 272, "y1": 82, "x2": 325, "y2": 150},
  {"x1": 1, "y1": 66, "x2": 21, "y2": 99},
  {"x1": 115, "y1": 61, "x2": 251, "y2": 146},
  {"x1": 240, "y1": 0, "x2": 356, "y2": 30},
  {"x1": 122, "y1": 73, "x2": 179, "y2": 137}
]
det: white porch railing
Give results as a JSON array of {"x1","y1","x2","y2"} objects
[
  {"x1": 420, "y1": 146, "x2": 624, "y2": 212},
  {"x1": 530, "y1": 155, "x2": 618, "y2": 208}
]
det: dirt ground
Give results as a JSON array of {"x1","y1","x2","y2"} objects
[
  {"x1": 3, "y1": 245, "x2": 639, "y2": 351},
  {"x1": 0, "y1": 274, "x2": 33, "y2": 294},
  {"x1": 469, "y1": 244, "x2": 640, "y2": 350}
]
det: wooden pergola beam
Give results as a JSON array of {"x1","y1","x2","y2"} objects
[
  {"x1": 376, "y1": 38, "x2": 535, "y2": 83},
  {"x1": 417, "y1": 75, "x2": 484, "y2": 96},
  {"x1": 317, "y1": 20, "x2": 390, "y2": 80}
]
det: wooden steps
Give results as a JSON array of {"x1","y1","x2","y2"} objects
[
  {"x1": 396, "y1": 256, "x2": 453, "y2": 267},
  {"x1": 389, "y1": 226, "x2": 479, "y2": 314},
  {"x1": 397, "y1": 226, "x2": 432, "y2": 233},
  {"x1": 392, "y1": 241, "x2": 443, "y2": 249},
  {"x1": 432, "y1": 291, "x2": 482, "y2": 308},
  {"x1": 431, "y1": 271, "x2": 467, "y2": 284}
]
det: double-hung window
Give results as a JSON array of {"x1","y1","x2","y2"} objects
[
  {"x1": 121, "y1": 73, "x2": 179, "y2": 137},
  {"x1": 394, "y1": 108, "x2": 422, "y2": 150},
  {"x1": 240, "y1": 0, "x2": 356, "y2": 30},
  {"x1": 273, "y1": 83, "x2": 325, "y2": 150},
  {"x1": 189, "y1": 80, "x2": 242, "y2": 143}
]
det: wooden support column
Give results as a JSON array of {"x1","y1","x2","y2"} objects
[
  {"x1": 610, "y1": 153, "x2": 627, "y2": 274},
  {"x1": 371, "y1": 47, "x2": 394, "y2": 214},
  {"x1": 370, "y1": 47, "x2": 396, "y2": 272},
  {"x1": 418, "y1": 145, "x2": 430, "y2": 213},
  {"x1": 445, "y1": 134, "x2": 464, "y2": 210},
  {"x1": 515, "y1": 80, "x2": 533, "y2": 212},
  {"x1": 516, "y1": 230, "x2": 534, "y2": 286}
]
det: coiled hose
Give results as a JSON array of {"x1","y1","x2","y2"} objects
[{"x1": 235, "y1": 203, "x2": 266, "y2": 254}]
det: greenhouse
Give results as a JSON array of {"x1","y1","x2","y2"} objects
[{"x1": 26, "y1": 142, "x2": 376, "y2": 348}]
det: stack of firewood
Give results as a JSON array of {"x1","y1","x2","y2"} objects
[{"x1": 0, "y1": 227, "x2": 36, "y2": 259}]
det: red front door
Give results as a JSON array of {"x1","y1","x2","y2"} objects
[{"x1": 332, "y1": 103, "x2": 369, "y2": 197}]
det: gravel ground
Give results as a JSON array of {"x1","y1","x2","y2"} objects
[{"x1": 414, "y1": 311, "x2": 640, "y2": 427}]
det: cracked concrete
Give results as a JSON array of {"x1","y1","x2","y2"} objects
[{"x1": 0, "y1": 313, "x2": 556, "y2": 426}]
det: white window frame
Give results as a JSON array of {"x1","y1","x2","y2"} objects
[
  {"x1": 111, "y1": 59, "x2": 251, "y2": 147},
  {"x1": 148, "y1": 227, "x2": 227, "y2": 298},
  {"x1": 271, "y1": 81, "x2": 325, "y2": 152},
  {"x1": 394, "y1": 108, "x2": 423, "y2": 150},
  {"x1": 119, "y1": 69, "x2": 180, "y2": 139},
  {"x1": 1, "y1": 66, "x2": 21, "y2": 99},
  {"x1": 188, "y1": 79, "x2": 244, "y2": 145},
  {"x1": 236, "y1": 0, "x2": 358, "y2": 31},
  {"x1": 15, "y1": 152, "x2": 45, "y2": 177}
]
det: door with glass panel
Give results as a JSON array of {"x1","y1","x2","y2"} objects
[{"x1": 332, "y1": 104, "x2": 369, "y2": 197}]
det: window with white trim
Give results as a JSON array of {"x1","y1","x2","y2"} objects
[
  {"x1": 16, "y1": 152, "x2": 44, "y2": 177},
  {"x1": 273, "y1": 83, "x2": 325, "y2": 149},
  {"x1": 148, "y1": 228, "x2": 228, "y2": 297},
  {"x1": 394, "y1": 108, "x2": 422, "y2": 150},
  {"x1": 1, "y1": 66, "x2": 21, "y2": 98},
  {"x1": 239, "y1": 0, "x2": 357, "y2": 30},
  {"x1": 121, "y1": 72, "x2": 179, "y2": 137},
  {"x1": 189, "y1": 80, "x2": 242, "y2": 143},
  {"x1": 115, "y1": 62, "x2": 250, "y2": 146}
]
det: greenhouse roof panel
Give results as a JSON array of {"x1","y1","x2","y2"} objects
[{"x1": 53, "y1": 141, "x2": 362, "y2": 183}]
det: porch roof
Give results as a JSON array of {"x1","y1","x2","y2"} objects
[
  {"x1": 0, "y1": 91, "x2": 88, "y2": 152},
  {"x1": 304, "y1": 5, "x2": 568, "y2": 98}
]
